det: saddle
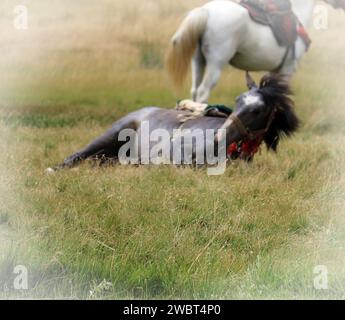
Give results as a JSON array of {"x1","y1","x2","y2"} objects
[{"x1": 240, "y1": 0, "x2": 311, "y2": 50}]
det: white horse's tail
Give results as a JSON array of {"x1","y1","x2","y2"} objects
[{"x1": 166, "y1": 7, "x2": 208, "y2": 88}]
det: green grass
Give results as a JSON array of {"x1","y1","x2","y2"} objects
[{"x1": 1, "y1": 0, "x2": 345, "y2": 299}]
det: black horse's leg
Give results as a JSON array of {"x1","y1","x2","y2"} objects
[{"x1": 51, "y1": 118, "x2": 138, "y2": 170}]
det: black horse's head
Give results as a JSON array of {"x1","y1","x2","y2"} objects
[
  {"x1": 217, "y1": 73, "x2": 299, "y2": 152},
  {"x1": 323, "y1": 0, "x2": 345, "y2": 10}
]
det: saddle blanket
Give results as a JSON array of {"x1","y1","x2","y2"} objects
[
  {"x1": 240, "y1": 0, "x2": 311, "y2": 49},
  {"x1": 176, "y1": 99, "x2": 233, "y2": 123}
]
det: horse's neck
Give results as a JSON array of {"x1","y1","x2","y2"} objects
[{"x1": 291, "y1": 0, "x2": 316, "y2": 27}]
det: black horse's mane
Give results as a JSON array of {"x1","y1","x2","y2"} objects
[{"x1": 258, "y1": 74, "x2": 300, "y2": 151}]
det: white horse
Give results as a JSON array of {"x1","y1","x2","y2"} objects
[{"x1": 167, "y1": 0, "x2": 345, "y2": 103}]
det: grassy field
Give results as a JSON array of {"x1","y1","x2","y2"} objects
[{"x1": 1, "y1": 0, "x2": 345, "y2": 299}]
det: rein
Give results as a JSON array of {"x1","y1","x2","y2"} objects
[{"x1": 229, "y1": 108, "x2": 276, "y2": 140}]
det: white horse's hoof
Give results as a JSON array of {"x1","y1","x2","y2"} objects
[{"x1": 45, "y1": 167, "x2": 55, "y2": 174}]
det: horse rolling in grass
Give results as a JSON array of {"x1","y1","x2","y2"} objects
[
  {"x1": 166, "y1": 0, "x2": 345, "y2": 103},
  {"x1": 47, "y1": 74, "x2": 299, "y2": 173}
]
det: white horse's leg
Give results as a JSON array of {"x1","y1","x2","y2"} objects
[
  {"x1": 196, "y1": 42, "x2": 237, "y2": 103},
  {"x1": 278, "y1": 39, "x2": 306, "y2": 78},
  {"x1": 191, "y1": 45, "x2": 206, "y2": 101},
  {"x1": 278, "y1": 60, "x2": 296, "y2": 78},
  {"x1": 196, "y1": 63, "x2": 223, "y2": 103}
]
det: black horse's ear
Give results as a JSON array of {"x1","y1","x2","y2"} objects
[{"x1": 246, "y1": 72, "x2": 257, "y2": 90}]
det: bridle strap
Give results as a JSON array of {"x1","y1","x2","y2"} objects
[
  {"x1": 229, "y1": 108, "x2": 277, "y2": 140},
  {"x1": 229, "y1": 113, "x2": 250, "y2": 138}
]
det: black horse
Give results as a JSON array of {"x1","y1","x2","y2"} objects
[{"x1": 47, "y1": 74, "x2": 299, "y2": 172}]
